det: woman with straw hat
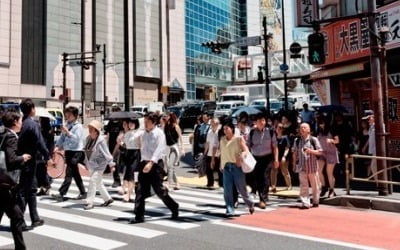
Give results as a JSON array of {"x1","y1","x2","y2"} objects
[{"x1": 83, "y1": 120, "x2": 115, "y2": 210}]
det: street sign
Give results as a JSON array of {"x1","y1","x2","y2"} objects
[
  {"x1": 280, "y1": 63, "x2": 289, "y2": 73},
  {"x1": 234, "y1": 36, "x2": 261, "y2": 47},
  {"x1": 289, "y1": 42, "x2": 302, "y2": 54}
]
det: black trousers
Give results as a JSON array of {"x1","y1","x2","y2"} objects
[
  {"x1": 205, "y1": 156, "x2": 223, "y2": 187},
  {"x1": 36, "y1": 160, "x2": 51, "y2": 188},
  {"x1": 253, "y1": 154, "x2": 273, "y2": 202},
  {"x1": 134, "y1": 160, "x2": 178, "y2": 220},
  {"x1": 18, "y1": 161, "x2": 40, "y2": 222},
  {"x1": 0, "y1": 189, "x2": 26, "y2": 250},
  {"x1": 59, "y1": 151, "x2": 86, "y2": 195}
]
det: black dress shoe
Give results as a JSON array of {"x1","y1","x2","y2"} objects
[
  {"x1": 101, "y1": 199, "x2": 114, "y2": 207},
  {"x1": 52, "y1": 193, "x2": 65, "y2": 202},
  {"x1": 32, "y1": 219, "x2": 44, "y2": 228},
  {"x1": 22, "y1": 225, "x2": 33, "y2": 231},
  {"x1": 128, "y1": 217, "x2": 144, "y2": 224},
  {"x1": 171, "y1": 208, "x2": 179, "y2": 220}
]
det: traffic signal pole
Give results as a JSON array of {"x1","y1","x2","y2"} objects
[{"x1": 263, "y1": 17, "x2": 270, "y2": 115}]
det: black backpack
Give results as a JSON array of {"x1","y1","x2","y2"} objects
[{"x1": 294, "y1": 136, "x2": 318, "y2": 150}]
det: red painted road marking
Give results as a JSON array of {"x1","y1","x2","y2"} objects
[{"x1": 228, "y1": 206, "x2": 400, "y2": 250}]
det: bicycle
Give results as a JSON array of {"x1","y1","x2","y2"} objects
[{"x1": 47, "y1": 151, "x2": 66, "y2": 178}]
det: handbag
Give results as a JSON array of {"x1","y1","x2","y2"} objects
[
  {"x1": 240, "y1": 152, "x2": 256, "y2": 173},
  {"x1": 0, "y1": 134, "x2": 7, "y2": 171},
  {"x1": 0, "y1": 134, "x2": 19, "y2": 185}
]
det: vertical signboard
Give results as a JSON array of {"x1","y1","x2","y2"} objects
[
  {"x1": 378, "y1": 1, "x2": 400, "y2": 50},
  {"x1": 296, "y1": 0, "x2": 318, "y2": 27}
]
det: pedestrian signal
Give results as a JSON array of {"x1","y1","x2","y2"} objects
[{"x1": 308, "y1": 32, "x2": 325, "y2": 65}]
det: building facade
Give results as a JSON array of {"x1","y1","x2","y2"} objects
[
  {"x1": 312, "y1": 0, "x2": 400, "y2": 157},
  {"x1": 0, "y1": 0, "x2": 186, "y2": 117},
  {"x1": 185, "y1": 0, "x2": 246, "y2": 100}
]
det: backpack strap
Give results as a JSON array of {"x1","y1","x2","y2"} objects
[
  {"x1": 249, "y1": 128, "x2": 255, "y2": 148},
  {"x1": 310, "y1": 136, "x2": 317, "y2": 150}
]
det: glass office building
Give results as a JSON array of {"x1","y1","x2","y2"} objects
[{"x1": 185, "y1": 0, "x2": 246, "y2": 100}]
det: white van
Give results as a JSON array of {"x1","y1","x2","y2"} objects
[
  {"x1": 130, "y1": 101, "x2": 165, "y2": 115},
  {"x1": 214, "y1": 101, "x2": 245, "y2": 117},
  {"x1": 278, "y1": 94, "x2": 310, "y2": 110}
]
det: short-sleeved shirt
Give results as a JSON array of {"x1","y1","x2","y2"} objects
[
  {"x1": 206, "y1": 129, "x2": 219, "y2": 157},
  {"x1": 277, "y1": 135, "x2": 290, "y2": 159},
  {"x1": 123, "y1": 129, "x2": 143, "y2": 150},
  {"x1": 247, "y1": 127, "x2": 277, "y2": 156},
  {"x1": 220, "y1": 136, "x2": 241, "y2": 170},
  {"x1": 293, "y1": 135, "x2": 322, "y2": 174}
]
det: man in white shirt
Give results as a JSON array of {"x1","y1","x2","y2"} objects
[
  {"x1": 130, "y1": 113, "x2": 179, "y2": 223},
  {"x1": 204, "y1": 118, "x2": 222, "y2": 188}
]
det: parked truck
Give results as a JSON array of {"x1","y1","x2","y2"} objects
[{"x1": 219, "y1": 83, "x2": 284, "y2": 106}]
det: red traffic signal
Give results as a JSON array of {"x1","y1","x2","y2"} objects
[{"x1": 50, "y1": 87, "x2": 56, "y2": 97}]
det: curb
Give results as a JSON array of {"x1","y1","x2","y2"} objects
[
  {"x1": 320, "y1": 195, "x2": 400, "y2": 213},
  {"x1": 176, "y1": 174, "x2": 400, "y2": 213}
]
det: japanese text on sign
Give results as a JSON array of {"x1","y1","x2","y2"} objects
[{"x1": 296, "y1": 0, "x2": 317, "y2": 27}]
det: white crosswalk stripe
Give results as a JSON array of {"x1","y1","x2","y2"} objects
[{"x1": 0, "y1": 177, "x2": 280, "y2": 249}]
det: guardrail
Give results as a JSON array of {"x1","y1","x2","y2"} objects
[{"x1": 346, "y1": 154, "x2": 400, "y2": 195}]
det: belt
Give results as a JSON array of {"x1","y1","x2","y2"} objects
[{"x1": 253, "y1": 153, "x2": 272, "y2": 158}]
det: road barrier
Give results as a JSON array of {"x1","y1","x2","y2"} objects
[{"x1": 345, "y1": 154, "x2": 400, "y2": 194}]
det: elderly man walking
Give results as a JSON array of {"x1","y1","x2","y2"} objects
[{"x1": 292, "y1": 123, "x2": 323, "y2": 208}]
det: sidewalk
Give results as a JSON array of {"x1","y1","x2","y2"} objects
[{"x1": 177, "y1": 169, "x2": 400, "y2": 213}]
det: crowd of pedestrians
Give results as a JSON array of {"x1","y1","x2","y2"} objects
[{"x1": 0, "y1": 98, "x2": 376, "y2": 249}]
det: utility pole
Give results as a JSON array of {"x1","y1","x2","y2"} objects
[
  {"x1": 263, "y1": 16, "x2": 270, "y2": 115},
  {"x1": 102, "y1": 43, "x2": 107, "y2": 115},
  {"x1": 123, "y1": 0, "x2": 129, "y2": 111},
  {"x1": 62, "y1": 53, "x2": 68, "y2": 111},
  {"x1": 281, "y1": 0, "x2": 288, "y2": 111},
  {"x1": 80, "y1": 0, "x2": 85, "y2": 124},
  {"x1": 367, "y1": 1, "x2": 388, "y2": 195}
]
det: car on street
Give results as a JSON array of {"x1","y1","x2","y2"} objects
[{"x1": 214, "y1": 101, "x2": 245, "y2": 118}]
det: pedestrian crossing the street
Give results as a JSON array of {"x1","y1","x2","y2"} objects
[{"x1": 0, "y1": 177, "x2": 291, "y2": 250}]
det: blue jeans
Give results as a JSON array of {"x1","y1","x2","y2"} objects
[{"x1": 223, "y1": 163, "x2": 253, "y2": 215}]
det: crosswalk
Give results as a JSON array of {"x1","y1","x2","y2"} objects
[{"x1": 0, "y1": 177, "x2": 286, "y2": 250}]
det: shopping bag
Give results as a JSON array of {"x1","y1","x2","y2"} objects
[{"x1": 241, "y1": 152, "x2": 256, "y2": 173}]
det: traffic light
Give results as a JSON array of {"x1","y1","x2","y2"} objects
[
  {"x1": 308, "y1": 32, "x2": 325, "y2": 65},
  {"x1": 50, "y1": 87, "x2": 55, "y2": 97},
  {"x1": 257, "y1": 71, "x2": 263, "y2": 83},
  {"x1": 201, "y1": 40, "x2": 231, "y2": 54}
]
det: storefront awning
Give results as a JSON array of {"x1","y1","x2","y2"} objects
[{"x1": 309, "y1": 62, "x2": 366, "y2": 80}]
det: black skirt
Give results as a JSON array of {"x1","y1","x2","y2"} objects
[{"x1": 123, "y1": 149, "x2": 141, "y2": 181}]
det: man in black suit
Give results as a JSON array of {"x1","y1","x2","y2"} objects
[{"x1": 18, "y1": 99, "x2": 54, "y2": 228}]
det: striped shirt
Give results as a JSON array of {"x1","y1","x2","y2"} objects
[{"x1": 293, "y1": 135, "x2": 322, "y2": 173}]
